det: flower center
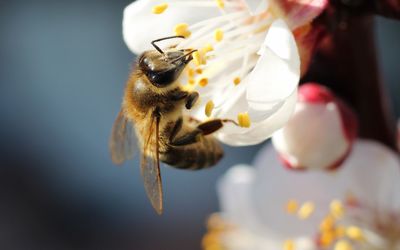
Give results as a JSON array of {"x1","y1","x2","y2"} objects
[{"x1": 151, "y1": 0, "x2": 275, "y2": 125}]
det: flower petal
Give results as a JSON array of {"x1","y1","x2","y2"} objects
[
  {"x1": 338, "y1": 140, "x2": 400, "y2": 212},
  {"x1": 217, "y1": 165, "x2": 261, "y2": 229},
  {"x1": 243, "y1": 0, "x2": 269, "y2": 15},
  {"x1": 272, "y1": 102, "x2": 349, "y2": 170},
  {"x1": 272, "y1": 84, "x2": 358, "y2": 170},
  {"x1": 251, "y1": 143, "x2": 348, "y2": 237},
  {"x1": 247, "y1": 19, "x2": 300, "y2": 121},
  {"x1": 269, "y1": 0, "x2": 328, "y2": 29},
  {"x1": 123, "y1": 0, "x2": 219, "y2": 54},
  {"x1": 217, "y1": 90, "x2": 297, "y2": 146},
  {"x1": 209, "y1": 20, "x2": 299, "y2": 146}
]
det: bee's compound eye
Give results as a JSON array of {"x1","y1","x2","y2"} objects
[{"x1": 148, "y1": 69, "x2": 177, "y2": 87}]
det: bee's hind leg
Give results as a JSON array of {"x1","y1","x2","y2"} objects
[{"x1": 169, "y1": 118, "x2": 238, "y2": 146}]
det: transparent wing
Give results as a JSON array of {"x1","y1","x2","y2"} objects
[
  {"x1": 109, "y1": 110, "x2": 137, "y2": 165},
  {"x1": 141, "y1": 114, "x2": 163, "y2": 214}
]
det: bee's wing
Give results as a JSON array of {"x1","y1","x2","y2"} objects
[
  {"x1": 141, "y1": 113, "x2": 163, "y2": 215},
  {"x1": 110, "y1": 110, "x2": 138, "y2": 165}
]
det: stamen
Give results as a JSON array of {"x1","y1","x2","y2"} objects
[
  {"x1": 174, "y1": 23, "x2": 191, "y2": 38},
  {"x1": 286, "y1": 199, "x2": 299, "y2": 214},
  {"x1": 179, "y1": 12, "x2": 249, "y2": 49},
  {"x1": 196, "y1": 68, "x2": 203, "y2": 74},
  {"x1": 152, "y1": 3, "x2": 168, "y2": 14},
  {"x1": 192, "y1": 51, "x2": 205, "y2": 66},
  {"x1": 233, "y1": 77, "x2": 241, "y2": 85},
  {"x1": 346, "y1": 226, "x2": 364, "y2": 241},
  {"x1": 188, "y1": 10, "x2": 246, "y2": 31},
  {"x1": 319, "y1": 230, "x2": 336, "y2": 248},
  {"x1": 237, "y1": 112, "x2": 250, "y2": 128},
  {"x1": 319, "y1": 215, "x2": 335, "y2": 231},
  {"x1": 334, "y1": 240, "x2": 353, "y2": 250},
  {"x1": 198, "y1": 77, "x2": 209, "y2": 87},
  {"x1": 335, "y1": 226, "x2": 346, "y2": 238},
  {"x1": 205, "y1": 100, "x2": 214, "y2": 117},
  {"x1": 283, "y1": 239, "x2": 295, "y2": 250},
  {"x1": 202, "y1": 43, "x2": 214, "y2": 54},
  {"x1": 298, "y1": 202, "x2": 315, "y2": 220},
  {"x1": 215, "y1": 0, "x2": 224, "y2": 9},
  {"x1": 214, "y1": 28, "x2": 224, "y2": 42},
  {"x1": 188, "y1": 78, "x2": 195, "y2": 85},
  {"x1": 330, "y1": 200, "x2": 345, "y2": 219},
  {"x1": 187, "y1": 68, "x2": 195, "y2": 78}
]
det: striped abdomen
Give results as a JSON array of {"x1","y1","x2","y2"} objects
[{"x1": 160, "y1": 136, "x2": 224, "y2": 170}]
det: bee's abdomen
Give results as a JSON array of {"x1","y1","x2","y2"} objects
[{"x1": 160, "y1": 137, "x2": 223, "y2": 170}]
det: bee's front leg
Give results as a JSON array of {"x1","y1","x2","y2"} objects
[
  {"x1": 169, "y1": 119, "x2": 237, "y2": 146},
  {"x1": 168, "y1": 90, "x2": 199, "y2": 109},
  {"x1": 184, "y1": 92, "x2": 199, "y2": 110}
]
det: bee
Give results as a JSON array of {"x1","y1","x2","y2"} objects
[{"x1": 110, "y1": 36, "x2": 236, "y2": 214}]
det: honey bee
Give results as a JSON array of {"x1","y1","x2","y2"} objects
[{"x1": 110, "y1": 36, "x2": 236, "y2": 214}]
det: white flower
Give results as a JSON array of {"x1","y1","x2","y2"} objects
[
  {"x1": 122, "y1": 0, "x2": 325, "y2": 146},
  {"x1": 272, "y1": 83, "x2": 358, "y2": 170},
  {"x1": 212, "y1": 140, "x2": 400, "y2": 249}
]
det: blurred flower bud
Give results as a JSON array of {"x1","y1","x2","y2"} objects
[{"x1": 272, "y1": 83, "x2": 358, "y2": 170}]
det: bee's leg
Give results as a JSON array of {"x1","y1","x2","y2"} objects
[
  {"x1": 168, "y1": 90, "x2": 199, "y2": 109},
  {"x1": 170, "y1": 118, "x2": 238, "y2": 146},
  {"x1": 169, "y1": 117, "x2": 183, "y2": 142},
  {"x1": 169, "y1": 91, "x2": 188, "y2": 101},
  {"x1": 185, "y1": 92, "x2": 199, "y2": 110}
]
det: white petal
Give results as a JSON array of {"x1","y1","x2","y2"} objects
[
  {"x1": 217, "y1": 89, "x2": 297, "y2": 146},
  {"x1": 338, "y1": 140, "x2": 400, "y2": 212},
  {"x1": 217, "y1": 165, "x2": 263, "y2": 230},
  {"x1": 251, "y1": 143, "x2": 347, "y2": 237},
  {"x1": 247, "y1": 19, "x2": 300, "y2": 119},
  {"x1": 123, "y1": 0, "x2": 219, "y2": 54},
  {"x1": 213, "y1": 20, "x2": 300, "y2": 146},
  {"x1": 243, "y1": 0, "x2": 269, "y2": 15},
  {"x1": 272, "y1": 102, "x2": 349, "y2": 169}
]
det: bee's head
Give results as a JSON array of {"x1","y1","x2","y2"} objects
[{"x1": 139, "y1": 49, "x2": 195, "y2": 88}]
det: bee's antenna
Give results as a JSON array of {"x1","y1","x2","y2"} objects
[
  {"x1": 170, "y1": 50, "x2": 198, "y2": 64},
  {"x1": 151, "y1": 36, "x2": 185, "y2": 54}
]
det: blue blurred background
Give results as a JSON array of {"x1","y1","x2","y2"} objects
[{"x1": 0, "y1": 1, "x2": 399, "y2": 249}]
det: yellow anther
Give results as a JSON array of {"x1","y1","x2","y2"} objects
[
  {"x1": 214, "y1": 29, "x2": 224, "y2": 42},
  {"x1": 334, "y1": 240, "x2": 353, "y2": 250},
  {"x1": 187, "y1": 68, "x2": 195, "y2": 78},
  {"x1": 215, "y1": 0, "x2": 224, "y2": 8},
  {"x1": 330, "y1": 200, "x2": 345, "y2": 219},
  {"x1": 188, "y1": 78, "x2": 195, "y2": 85},
  {"x1": 346, "y1": 226, "x2": 364, "y2": 241},
  {"x1": 237, "y1": 112, "x2": 251, "y2": 128},
  {"x1": 193, "y1": 51, "x2": 206, "y2": 66},
  {"x1": 286, "y1": 199, "x2": 299, "y2": 214},
  {"x1": 319, "y1": 230, "x2": 336, "y2": 248},
  {"x1": 320, "y1": 215, "x2": 335, "y2": 232},
  {"x1": 198, "y1": 77, "x2": 209, "y2": 87},
  {"x1": 205, "y1": 101, "x2": 214, "y2": 117},
  {"x1": 196, "y1": 68, "x2": 203, "y2": 74},
  {"x1": 152, "y1": 3, "x2": 168, "y2": 14},
  {"x1": 202, "y1": 43, "x2": 214, "y2": 53},
  {"x1": 283, "y1": 239, "x2": 295, "y2": 250},
  {"x1": 298, "y1": 202, "x2": 315, "y2": 220},
  {"x1": 174, "y1": 23, "x2": 191, "y2": 38},
  {"x1": 335, "y1": 225, "x2": 346, "y2": 238},
  {"x1": 233, "y1": 77, "x2": 241, "y2": 85}
]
